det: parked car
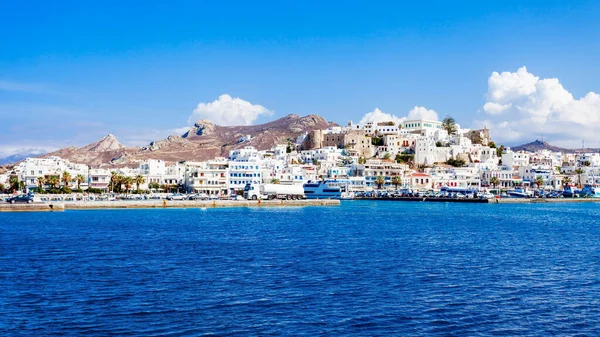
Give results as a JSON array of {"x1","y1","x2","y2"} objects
[
  {"x1": 6, "y1": 194, "x2": 35, "y2": 204},
  {"x1": 167, "y1": 193, "x2": 186, "y2": 201}
]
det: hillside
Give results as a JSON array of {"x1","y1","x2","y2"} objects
[{"x1": 37, "y1": 114, "x2": 336, "y2": 167}]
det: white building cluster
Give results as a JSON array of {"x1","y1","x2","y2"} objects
[{"x1": 4, "y1": 116, "x2": 598, "y2": 195}]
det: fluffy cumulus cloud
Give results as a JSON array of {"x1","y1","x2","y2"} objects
[
  {"x1": 359, "y1": 108, "x2": 405, "y2": 125},
  {"x1": 188, "y1": 94, "x2": 273, "y2": 126},
  {"x1": 481, "y1": 66, "x2": 600, "y2": 146},
  {"x1": 407, "y1": 106, "x2": 439, "y2": 121},
  {"x1": 359, "y1": 106, "x2": 439, "y2": 125}
]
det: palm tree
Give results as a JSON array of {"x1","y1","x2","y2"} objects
[
  {"x1": 8, "y1": 176, "x2": 20, "y2": 192},
  {"x1": 391, "y1": 176, "x2": 402, "y2": 190},
  {"x1": 271, "y1": 178, "x2": 280, "y2": 184},
  {"x1": 375, "y1": 176, "x2": 385, "y2": 190},
  {"x1": 37, "y1": 176, "x2": 46, "y2": 191},
  {"x1": 534, "y1": 176, "x2": 545, "y2": 190},
  {"x1": 574, "y1": 168, "x2": 585, "y2": 188},
  {"x1": 555, "y1": 166, "x2": 562, "y2": 174},
  {"x1": 124, "y1": 176, "x2": 134, "y2": 194},
  {"x1": 61, "y1": 171, "x2": 72, "y2": 188},
  {"x1": 134, "y1": 175, "x2": 145, "y2": 192},
  {"x1": 489, "y1": 176, "x2": 500, "y2": 189},
  {"x1": 561, "y1": 176, "x2": 572, "y2": 187},
  {"x1": 75, "y1": 174, "x2": 85, "y2": 190},
  {"x1": 110, "y1": 171, "x2": 120, "y2": 193},
  {"x1": 47, "y1": 175, "x2": 60, "y2": 189}
]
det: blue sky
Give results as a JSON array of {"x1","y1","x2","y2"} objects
[{"x1": 1, "y1": 0, "x2": 600, "y2": 156}]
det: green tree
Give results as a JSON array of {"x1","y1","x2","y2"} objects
[
  {"x1": 75, "y1": 174, "x2": 85, "y2": 190},
  {"x1": 9, "y1": 176, "x2": 20, "y2": 192},
  {"x1": 271, "y1": 178, "x2": 280, "y2": 184},
  {"x1": 488, "y1": 142, "x2": 497, "y2": 148},
  {"x1": 286, "y1": 142, "x2": 292, "y2": 153},
  {"x1": 575, "y1": 168, "x2": 585, "y2": 188},
  {"x1": 446, "y1": 157, "x2": 466, "y2": 167},
  {"x1": 442, "y1": 116, "x2": 458, "y2": 135},
  {"x1": 489, "y1": 176, "x2": 500, "y2": 189},
  {"x1": 395, "y1": 152, "x2": 414, "y2": 164},
  {"x1": 391, "y1": 176, "x2": 402, "y2": 190},
  {"x1": 375, "y1": 176, "x2": 385, "y2": 190},
  {"x1": 435, "y1": 141, "x2": 443, "y2": 147},
  {"x1": 358, "y1": 157, "x2": 367, "y2": 164},
  {"x1": 61, "y1": 171, "x2": 72, "y2": 188},
  {"x1": 383, "y1": 153, "x2": 391, "y2": 160},
  {"x1": 0, "y1": 183, "x2": 5, "y2": 192},
  {"x1": 583, "y1": 160, "x2": 591, "y2": 167},
  {"x1": 37, "y1": 176, "x2": 46, "y2": 191},
  {"x1": 534, "y1": 176, "x2": 545, "y2": 189},
  {"x1": 496, "y1": 145, "x2": 506, "y2": 157},
  {"x1": 124, "y1": 176, "x2": 134, "y2": 194},
  {"x1": 561, "y1": 176, "x2": 571, "y2": 187},
  {"x1": 134, "y1": 175, "x2": 145, "y2": 192},
  {"x1": 555, "y1": 166, "x2": 563, "y2": 174},
  {"x1": 46, "y1": 175, "x2": 60, "y2": 189}
]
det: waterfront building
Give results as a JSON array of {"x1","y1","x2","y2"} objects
[
  {"x1": 410, "y1": 172, "x2": 433, "y2": 189},
  {"x1": 89, "y1": 169, "x2": 111, "y2": 192},
  {"x1": 185, "y1": 159, "x2": 229, "y2": 196}
]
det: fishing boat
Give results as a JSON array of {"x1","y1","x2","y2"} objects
[
  {"x1": 580, "y1": 185, "x2": 600, "y2": 198},
  {"x1": 507, "y1": 188, "x2": 531, "y2": 198},
  {"x1": 562, "y1": 185, "x2": 581, "y2": 198}
]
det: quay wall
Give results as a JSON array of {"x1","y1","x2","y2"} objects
[{"x1": 0, "y1": 199, "x2": 340, "y2": 212}]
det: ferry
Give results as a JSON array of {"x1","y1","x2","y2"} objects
[{"x1": 303, "y1": 181, "x2": 342, "y2": 199}]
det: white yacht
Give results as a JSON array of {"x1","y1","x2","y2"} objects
[{"x1": 303, "y1": 181, "x2": 342, "y2": 199}]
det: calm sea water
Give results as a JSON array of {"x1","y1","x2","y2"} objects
[{"x1": 1, "y1": 201, "x2": 600, "y2": 336}]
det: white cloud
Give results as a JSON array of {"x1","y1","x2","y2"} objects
[
  {"x1": 359, "y1": 106, "x2": 439, "y2": 126},
  {"x1": 481, "y1": 66, "x2": 600, "y2": 146},
  {"x1": 188, "y1": 94, "x2": 273, "y2": 126},
  {"x1": 407, "y1": 106, "x2": 439, "y2": 121},
  {"x1": 359, "y1": 108, "x2": 405, "y2": 125}
]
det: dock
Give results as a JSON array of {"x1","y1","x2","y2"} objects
[{"x1": 0, "y1": 199, "x2": 340, "y2": 212}]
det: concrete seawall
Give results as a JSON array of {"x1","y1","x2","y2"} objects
[
  {"x1": 494, "y1": 198, "x2": 600, "y2": 204},
  {"x1": 0, "y1": 199, "x2": 340, "y2": 212}
]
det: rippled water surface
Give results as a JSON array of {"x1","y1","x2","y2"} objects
[{"x1": 1, "y1": 201, "x2": 600, "y2": 335}]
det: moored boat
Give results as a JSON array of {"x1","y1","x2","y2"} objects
[{"x1": 303, "y1": 181, "x2": 342, "y2": 199}]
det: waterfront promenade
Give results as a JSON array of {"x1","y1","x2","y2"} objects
[{"x1": 0, "y1": 199, "x2": 340, "y2": 212}]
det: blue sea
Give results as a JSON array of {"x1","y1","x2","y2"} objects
[{"x1": 1, "y1": 201, "x2": 600, "y2": 336}]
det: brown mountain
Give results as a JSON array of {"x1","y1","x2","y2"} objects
[{"x1": 40, "y1": 114, "x2": 336, "y2": 167}]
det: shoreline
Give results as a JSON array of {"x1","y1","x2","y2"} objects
[{"x1": 0, "y1": 199, "x2": 340, "y2": 212}]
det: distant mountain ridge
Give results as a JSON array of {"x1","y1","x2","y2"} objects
[
  {"x1": 0, "y1": 151, "x2": 47, "y2": 166},
  {"x1": 16, "y1": 114, "x2": 336, "y2": 167},
  {"x1": 512, "y1": 140, "x2": 599, "y2": 153}
]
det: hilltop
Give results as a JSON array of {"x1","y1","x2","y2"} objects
[{"x1": 35, "y1": 114, "x2": 336, "y2": 167}]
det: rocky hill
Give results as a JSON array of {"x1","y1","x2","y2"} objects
[
  {"x1": 511, "y1": 139, "x2": 600, "y2": 153},
  {"x1": 38, "y1": 114, "x2": 336, "y2": 167},
  {"x1": 512, "y1": 140, "x2": 574, "y2": 153}
]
